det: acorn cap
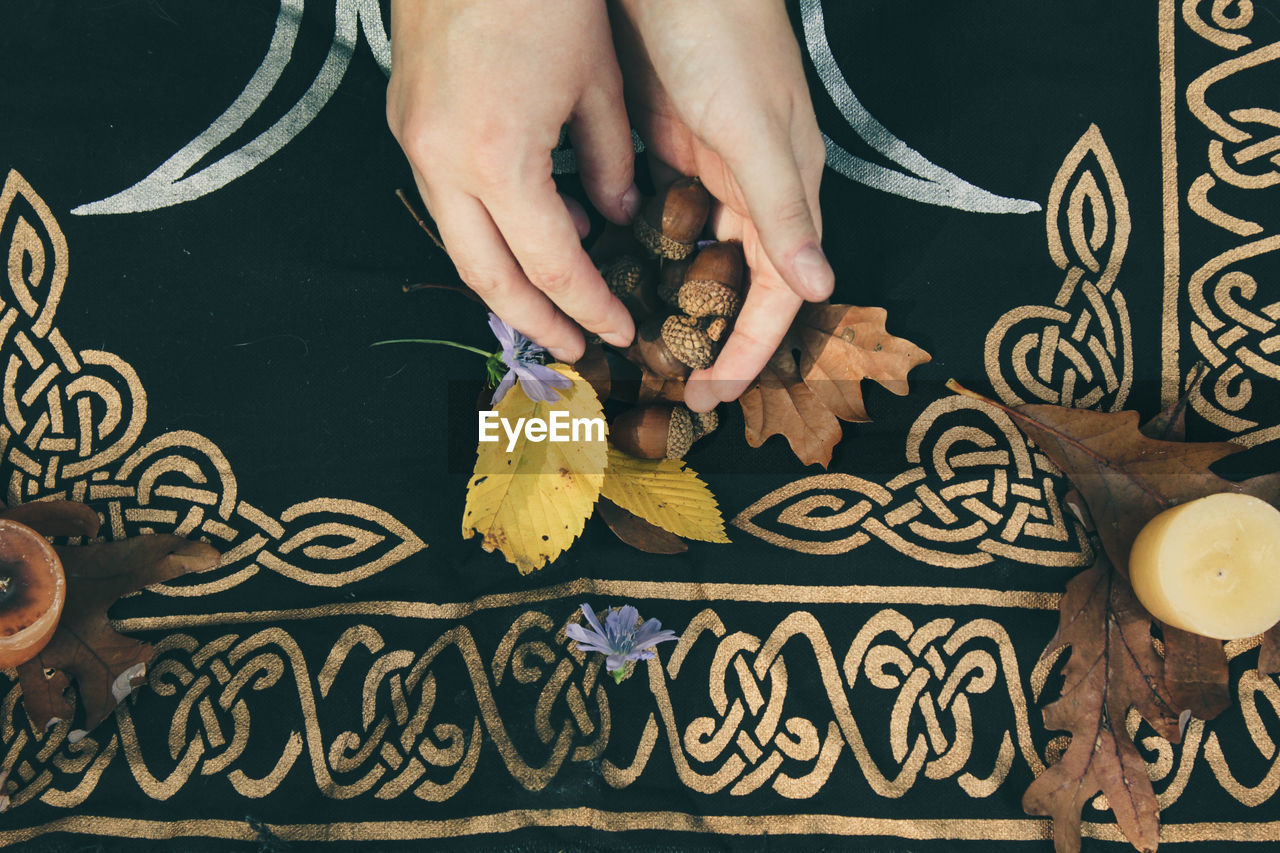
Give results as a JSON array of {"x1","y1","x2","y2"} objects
[
  {"x1": 690, "y1": 408, "x2": 719, "y2": 441},
  {"x1": 705, "y1": 316, "x2": 729, "y2": 343},
  {"x1": 661, "y1": 315, "x2": 715, "y2": 370},
  {"x1": 667, "y1": 406, "x2": 694, "y2": 459},
  {"x1": 634, "y1": 178, "x2": 711, "y2": 259},
  {"x1": 679, "y1": 281, "x2": 741, "y2": 319},
  {"x1": 601, "y1": 255, "x2": 659, "y2": 321},
  {"x1": 601, "y1": 255, "x2": 645, "y2": 299},
  {"x1": 658, "y1": 258, "x2": 689, "y2": 307}
]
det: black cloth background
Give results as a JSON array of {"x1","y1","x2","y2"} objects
[{"x1": 1, "y1": 1, "x2": 1278, "y2": 850}]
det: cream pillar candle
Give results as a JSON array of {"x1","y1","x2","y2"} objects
[{"x1": 1129, "y1": 493, "x2": 1280, "y2": 640}]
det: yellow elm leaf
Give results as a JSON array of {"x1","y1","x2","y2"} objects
[
  {"x1": 601, "y1": 447, "x2": 729, "y2": 544},
  {"x1": 463, "y1": 365, "x2": 607, "y2": 573}
]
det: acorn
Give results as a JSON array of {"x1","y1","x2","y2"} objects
[
  {"x1": 611, "y1": 404, "x2": 695, "y2": 460},
  {"x1": 634, "y1": 177, "x2": 711, "y2": 260},
  {"x1": 600, "y1": 254, "x2": 659, "y2": 320},
  {"x1": 657, "y1": 257, "x2": 690, "y2": 307},
  {"x1": 690, "y1": 408, "x2": 719, "y2": 440},
  {"x1": 0, "y1": 519, "x2": 66, "y2": 669},
  {"x1": 628, "y1": 315, "x2": 692, "y2": 380},
  {"x1": 678, "y1": 241, "x2": 744, "y2": 319},
  {"x1": 661, "y1": 314, "x2": 715, "y2": 370}
]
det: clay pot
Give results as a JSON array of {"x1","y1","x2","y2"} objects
[{"x1": 0, "y1": 519, "x2": 65, "y2": 669}]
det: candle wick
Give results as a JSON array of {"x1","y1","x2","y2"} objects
[{"x1": 0, "y1": 575, "x2": 9, "y2": 595}]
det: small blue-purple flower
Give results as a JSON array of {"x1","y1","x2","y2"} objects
[
  {"x1": 565, "y1": 602, "x2": 679, "y2": 683},
  {"x1": 487, "y1": 313, "x2": 572, "y2": 405}
]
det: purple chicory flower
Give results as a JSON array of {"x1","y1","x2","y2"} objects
[
  {"x1": 488, "y1": 313, "x2": 573, "y2": 405},
  {"x1": 565, "y1": 602, "x2": 679, "y2": 683}
]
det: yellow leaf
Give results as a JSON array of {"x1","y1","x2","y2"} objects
[
  {"x1": 601, "y1": 447, "x2": 729, "y2": 543},
  {"x1": 463, "y1": 365, "x2": 607, "y2": 573}
]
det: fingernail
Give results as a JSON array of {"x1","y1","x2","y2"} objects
[
  {"x1": 602, "y1": 329, "x2": 633, "y2": 348},
  {"x1": 793, "y1": 244, "x2": 835, "y2": 301},
  {"x1": 620, "y1": 185, "x2": 641, "y2": 222}
]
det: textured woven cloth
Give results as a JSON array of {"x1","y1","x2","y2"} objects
[{"x1": 1, "y1": 1, "x2": 1278, "y2": 850}]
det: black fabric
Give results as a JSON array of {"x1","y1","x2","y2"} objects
[{"x1": 1, "y1": 1, "x2": 1278, "y2": 850}]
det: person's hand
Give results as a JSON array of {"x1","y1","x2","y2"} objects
[
  {"x1": 610, "y1": 0, "x2": 832, "y2": 412},
  {"x1": 387, "y1": 0, "x2": 640, "y2": 362}
]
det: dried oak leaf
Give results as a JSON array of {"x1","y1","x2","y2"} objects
[
  {"x1": 740, "y1": 304, "x2": 930, "y2": 467},
  {"x1": 1023, "y1": 553, "x2": 1183, "y2": 853},
  {"x1": 16, "y1": 533, "x2": 220, "y2": 732}
]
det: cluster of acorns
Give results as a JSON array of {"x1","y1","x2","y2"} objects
[{"x1": 592, "y1": 177, "x2": 743, "y2": 462}]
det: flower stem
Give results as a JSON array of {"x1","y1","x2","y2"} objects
[{"x1": 371, "y1": 339, "x2": 493, "y2": 358}]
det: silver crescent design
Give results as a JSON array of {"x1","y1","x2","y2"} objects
[
  {"x1": 72, "y1": 0, "x2": 390, "y2": 217},
  {"x1": 799, "y1": 0, "x2": 1040, "y2": 214},
  {"x1": 73, "y1": 0, "x2": 1038, "y2": 218}
]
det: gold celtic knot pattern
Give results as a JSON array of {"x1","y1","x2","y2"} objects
[
  {"x1": 0, "y1": 169, "x2": 425, "y2": 594},
  {"x1": 1178, "y1": 6, "x2": 1280, "y2": 447},
  {"x1": 2, "y1": 605, "x2": 1274, "y2": 816},
  {"x1": 734, "y1": 128, "x2": 1133, "y2": 567},
  {"x1": 733, "y1": 394, "x2": 1089, "y2": 568},
  {"x1": 654, "y1": 608, "x2": 1043, "y2": 799},
  {"x1": 985, "y1": 125, "x2": 1133, "y2": 412}
]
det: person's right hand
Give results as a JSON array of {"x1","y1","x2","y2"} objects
[
  {"x1": 387, "y1": 0, "x2": 640, "y2": 362},
  {"x1": 610, "y1": 0, "x2": 833, "y2": 412}
]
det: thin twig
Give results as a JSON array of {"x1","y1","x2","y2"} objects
[
  {"x1": 402, "y1": 282, "x2": 484, "y2": 303},
  {"x1": 395, "y1": 188, "x2": 447, "y2": 252}
]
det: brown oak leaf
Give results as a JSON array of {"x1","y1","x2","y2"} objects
[
  {"x1": 17, "y1": 533, "x2": 220, "y2": 732},
  {"x1": 740, "y1": 347, "x2": 843, "y2": 467},
  {"x1": 1023, "y1": 553, "x2": 1183, "y2": 853},
  {"x1": 740, "y1": 304, "x2": 929, "y2": 467}
]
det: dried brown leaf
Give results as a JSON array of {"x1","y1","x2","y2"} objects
[
  {"x1": 597, "y1": 498, "x2": 687, "y2": 554},
  {"x1": 795, "y1": 304, "x2": 931, "y2": 422},
  {"x1": 1023, "y1": 555, "x2": 1182, "y2": 853},
  {"x1": 1160, "y1": 626, "x2": 1229, "y2": 720},
  {"x1": 17, "y1": 535, "x2": 220, "y2": 731},
  {"x1": 740, "y1": 347, "x2": 842, "y2": 467},
  {"x1": 1260, "y1": 623, "x2": 1280, "y2": 675},
  {"x1": 739, "y1": 303, "x2": 929, "y2": 467}
]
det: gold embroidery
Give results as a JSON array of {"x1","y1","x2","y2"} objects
[
  {"x1": 734, "y1": 396, "x2": 1090, "y2": 567},
  {"x1": 986, "y1": 126, "x2": 1132, "y2": 412},
  {"x1": 735, "y1": 131, "x2": 1139, "y2": 567},
  {"x1": 0, "y1": 168, "x2": 425, "y2": 592},
  {"x1": 1173, "y1": 14, "x2": 1280, "y2": 445}
]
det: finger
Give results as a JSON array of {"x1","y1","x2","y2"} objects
[
  {"x1": 485, "y1": 177, "x2": 635, "y2": 348},
  {"x1": 570, "y1": 83, "x2": 640, "y2": 226},
  {"x1": 684, "y1": 256, "x2": 803, "y2": 411},
  {"x1": 424, "y1": 182, "x2": 587, "y2": 362},
  {"x1": 721, "y1": 130, "x2": 834, "y2": 302},
  {"x1": 560, "y1": 192, "x2": 591, "y2": 240}
]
